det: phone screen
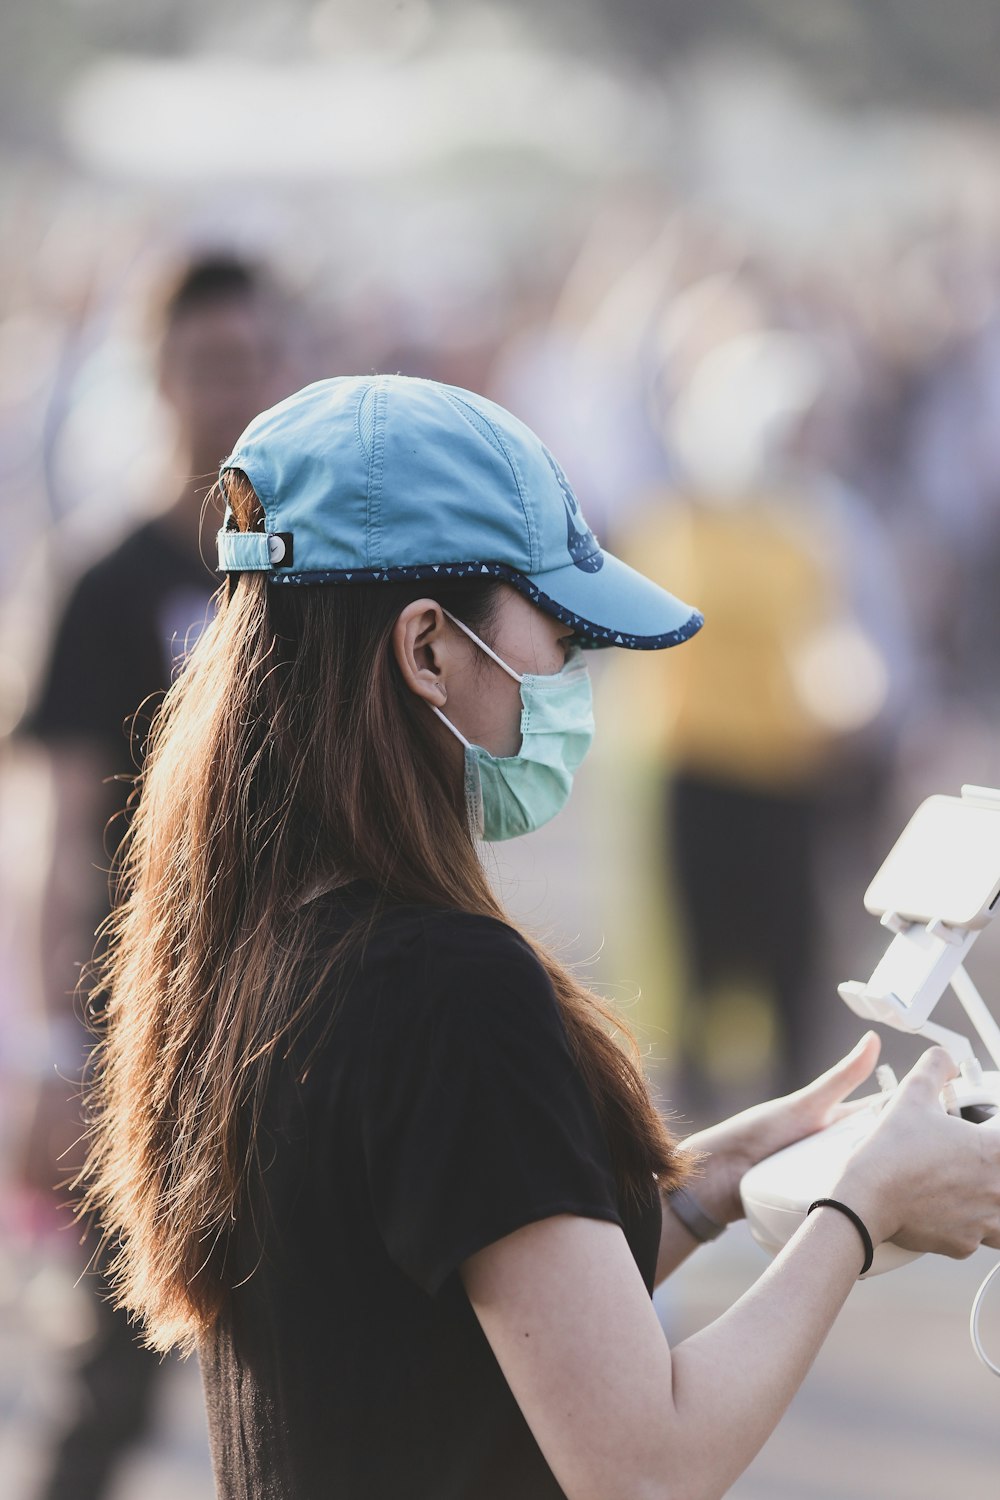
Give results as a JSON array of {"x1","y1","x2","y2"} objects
[{"x1": 864, "y1": 795, "x2": 1000, "y2": 928}]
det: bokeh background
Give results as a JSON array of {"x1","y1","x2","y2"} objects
[{"x1": 2, "y1": 3, "x2": 1000, "y2": 1496}]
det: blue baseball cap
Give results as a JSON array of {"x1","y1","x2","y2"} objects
[{"x1": 216, "y1": 374, "x2": 703, "y2": 650}]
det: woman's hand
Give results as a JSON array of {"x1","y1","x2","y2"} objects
[
  {"x1": 675, "y1": 1031, "x2": 883, "y2": 1227},
  {"x1": 835, "y1": 1045, "x2": 1000, "y2": 1256}
]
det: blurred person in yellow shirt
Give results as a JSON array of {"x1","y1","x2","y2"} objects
[{"x1": 607, "y1": 323, "x2": 913, "y2": 1119}]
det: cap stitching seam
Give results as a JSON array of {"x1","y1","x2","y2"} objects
[
  {"x1": 366, "y1": 380, "x2": 388, "y2": 571},
  {"x1": 444, "y1": 393, "x2": 538, "y2": 572},
  {"x1": 354, "y1": 387, "x2": 374, "y2": 466}
]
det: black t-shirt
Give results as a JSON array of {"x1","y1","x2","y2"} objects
[
  {"x1": 199, "y1": 892, "x2": 662, "y2": 1500},
  {"x1": 25, "y1": 515, "x2": 216, "y2": 764},
  {"x1": 22, "y1": 517, "x2": 217, "y2": 924}
]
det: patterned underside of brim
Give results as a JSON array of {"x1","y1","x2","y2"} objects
[{"x1": 259, "y1": 559, "x2": 703, "y2": 650}]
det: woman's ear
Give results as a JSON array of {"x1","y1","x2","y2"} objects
[{"x1": 392, "y1": 599, "x2": 451, "y2": 706}]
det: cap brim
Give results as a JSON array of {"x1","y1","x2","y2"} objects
[{"x1": 510, "y1": 548, "x2": 703, "y2": 650}]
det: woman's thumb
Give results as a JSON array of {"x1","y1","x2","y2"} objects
[{"x1": 899, "y1": 1045, "x2": 958, "y2": 1101}]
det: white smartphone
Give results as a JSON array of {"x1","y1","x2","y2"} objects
[{"x1": 864, "y1": 793, "x2": 1000, "y2": 929}]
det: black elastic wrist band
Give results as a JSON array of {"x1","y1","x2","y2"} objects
[{"x1": 806, "y1": 1198, "x2": 875, "y2": 1276}]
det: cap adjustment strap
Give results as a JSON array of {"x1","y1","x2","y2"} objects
[{"x1": 217, "y1": 530, "x2": 292, "y2": 571}]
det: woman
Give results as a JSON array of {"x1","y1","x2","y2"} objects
[{"x1": 83, "y1": 375, "x2": 1000, "y2": 1500}]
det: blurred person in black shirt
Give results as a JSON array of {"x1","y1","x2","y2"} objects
[{"x1": 19, "y1": 252, "x2": 294, "y2": 1500}]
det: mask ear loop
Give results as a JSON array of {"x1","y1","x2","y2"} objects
[
  {"x1": 430, "y1": 607, "x2": 524, "y2": 744},
  {"x1": 440, "y1": 607, "x2": 523, "y2": 684},
  {"x1": 431, "y1": 704, "x2": 471, "y2": 747}
]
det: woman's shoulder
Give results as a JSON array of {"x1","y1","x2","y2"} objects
[
  {"x1": 311, "y1": 886, "x2": 540, "y2": 964},
  {"x1": 378, "y1": 905, "x2": 551, "y2": 1006},
  {"x1": 310, "y1": 890, "x2": 556, "y2": 1030},
  {"x1": 383, "y1": 904, "x2": 540, "y2": 961}
]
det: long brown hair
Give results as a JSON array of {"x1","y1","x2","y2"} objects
[{"x1": 81, "y1": 470, "x2": 686, "y2": 1355}]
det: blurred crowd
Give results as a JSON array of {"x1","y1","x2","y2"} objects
[
  {"x1": 8, "y1": 196, "x2": 1000, "y2": 740},
  {"x1": 3, "y1": 177, "x2": 1000, "y2": 1494}
]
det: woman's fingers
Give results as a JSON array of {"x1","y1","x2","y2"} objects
[{"x1": 800, "y1": 1030, "x2": 881, "y2": 1110}]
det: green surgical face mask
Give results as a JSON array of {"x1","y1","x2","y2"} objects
[{"x1": 431, "y1": 609, "x2": 595, "y2": 842}]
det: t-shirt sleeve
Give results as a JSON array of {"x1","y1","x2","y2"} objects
[{"x1": 360, "y1": 914, "x2": 623, "y2": 1296}]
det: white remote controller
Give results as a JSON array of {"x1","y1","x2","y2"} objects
[
  {"x1": 740, "y1": 786, "x2": 1000, "y2": 1276},
  {"x1": 741, "y1": 1063, "x2": 1000, "y2": 1275}
]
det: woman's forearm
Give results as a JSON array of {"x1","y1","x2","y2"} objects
[{"x1": 663, "y1": 1206, "x2": 864, "y2": 1500}]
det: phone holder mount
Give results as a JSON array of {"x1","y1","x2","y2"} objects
[
  {"x1": 837, "y1": 785, "x2": 1000, "y2": 1097},
  {"x1": 740, "y1": 785, "x2": 1000, "y2": 1305}
]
